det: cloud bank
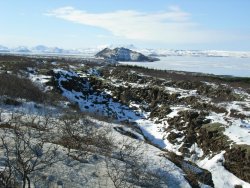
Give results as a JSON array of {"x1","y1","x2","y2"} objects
[{"x1": 46, "y1": 6, "x2": 227, "y2": 44}]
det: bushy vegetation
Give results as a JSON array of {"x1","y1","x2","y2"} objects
[
  {"x1": 0, "y1": 73, "x2": 45, "y2": 102},
  {"x1": 0, "y1": 111, "x2": 169, "y2": 188}
]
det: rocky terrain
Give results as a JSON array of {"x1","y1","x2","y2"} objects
[
  {"x1": 0, "y1": 54, "x2": 250, "y2": 188},
  {"x1": 95, "y1": 47, "x2": 159, "y2": 62}
]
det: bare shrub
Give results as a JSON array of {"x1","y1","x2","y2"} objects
[
  {"x1": 105, "y1": 138, "x2": 168, "y2": 188},
  {"x1": 0, "y1": 113, "x2": 60, "y2": 188},
  {"x1": 56, "y1": 114, "x2": 113, "y2": 160},
  {"x1": 0, "y1": 73, "x2": 45, "y2": 102},
  {"x1": 0, "y1": 57, "x2": 36, "y2": 73}
]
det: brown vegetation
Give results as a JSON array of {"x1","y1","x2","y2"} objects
[{"x1": 0, "y1": 73, "x2": 45, "y2": 102}]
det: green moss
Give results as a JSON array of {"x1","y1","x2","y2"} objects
[
  {"x1": 230, "y1": 144, "x2": 250, "y2": 155},
  {"x1": 202, "y1": 123, "x2": 225, "y2": 132}
]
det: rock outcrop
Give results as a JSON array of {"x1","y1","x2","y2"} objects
[{"x1": 224, "y1": 145, "x2": 250, "y2": 183}]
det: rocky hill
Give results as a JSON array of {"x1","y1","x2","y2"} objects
[
  {"x1": 95, "y1": 47, "x2": 159, "y2": 62},
  {"x1": 0, "y1": 54, "x2": 250, "y2": 188}
]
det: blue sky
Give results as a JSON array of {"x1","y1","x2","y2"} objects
[{"x1": 0, "y1": 0, "x2": 250, "y2": 50}]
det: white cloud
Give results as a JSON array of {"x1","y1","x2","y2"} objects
[{"x1": 46, "y1": 6, "x2": 228, "y2": 44}]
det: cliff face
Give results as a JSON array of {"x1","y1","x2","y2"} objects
[{"x1": 95, "y1": 47, "x2": 159, "y2": 62}]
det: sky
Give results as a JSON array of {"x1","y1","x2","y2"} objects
[{"x1": 0, "y1": 0, "x2": 250, "y2": 50}]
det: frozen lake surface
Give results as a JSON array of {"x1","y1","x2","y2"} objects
[{"x1": 119, "y1": 56, "x2": 250, "y2": 77}]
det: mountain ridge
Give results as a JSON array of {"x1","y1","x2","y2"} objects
[{"x1": 1, "y1": 44, "x2": 250, "y2": 58}]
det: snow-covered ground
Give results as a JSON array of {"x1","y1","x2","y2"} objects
[
  {"x1": 0, "y1": 101, "x2": 192, "y2": 188},
  {"x1": 198, "y1": 152, "x2": 250, "y2": 188},
  {"x1": 46, "y1": 68, "x2": 250, "y2": 187}
]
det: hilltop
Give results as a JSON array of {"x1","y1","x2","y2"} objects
[{"x1": 95, "y1": 47, "x2": 160, "y2": 62}]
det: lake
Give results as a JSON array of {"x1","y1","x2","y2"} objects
[{"x1": 119, "y1": 56, "x2": 250, "y2": 77}]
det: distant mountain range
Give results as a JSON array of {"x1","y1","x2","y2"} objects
[
  {"x1": 0, "y1": 45, "x2": 11, "y2": 52},
  {"x1": 1, "y1": 44, "x2": 250, "y2": 58}
]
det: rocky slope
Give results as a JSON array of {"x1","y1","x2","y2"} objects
[{"x1": 0, "y1": 54, "x2": 250, "y2": 187}]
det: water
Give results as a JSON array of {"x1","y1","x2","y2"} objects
[{"x1": 119, "y1": 56, "x2": 250, "y2": 77}]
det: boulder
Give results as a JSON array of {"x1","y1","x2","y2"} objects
[
  {"x1": 197, "y1": 123, "x2": 231, "y2": 154},
  {"x1": 149, "y1": 105, "x2": 172, "y2": 119},
  {"x1": 224, "y1": 145, "x2": 250, "y2": 183}
]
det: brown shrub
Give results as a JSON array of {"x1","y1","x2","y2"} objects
[{"x1": 0, "y1": 73, "x2": 45, "y2": 102}]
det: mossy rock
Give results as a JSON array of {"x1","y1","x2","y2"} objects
[
  {"x1": 165, "y1": 152, "x2": 214, "y2": 188},
  {"x1": 201, "y1": 123, "x2": 225, "y2": 133},
  {"x1": 197, "y1": 123, "x2": 231, "y2": 154},
  {"x1": 149, "y1": 105, "x2": 172, "y2": 119},
  {"x1": 224, "y1": 144, "x2": 250, "y2": 183},
  {"x1": 167, "y1": 132, "x2": 183, "y2": 144}
]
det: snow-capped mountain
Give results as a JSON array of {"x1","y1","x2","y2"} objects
[
  {"x1": 109, "y1": 44, "x2": 137, "y2": 50},
  {"x1": 32, "y1": 45, "x2": 80, "y2": 54},
  {"x1": 12, "y1": 46, "x2": 31, "y2": 53},
  {"x1": 32, "y1": 45, "x2": 49, "y2": 52},
  {"x1": 97, "y1": 44, "x2": 137, "y2": 50},
  {"x1": 138, "y1": 49, "x2": 250, "y2": 58},
  {"x1": 0, "y1": 45, "x2": 10, "y2": 52},
  {"x1": 0, "y1": 44, "x2": 250, "y2": 58}
]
